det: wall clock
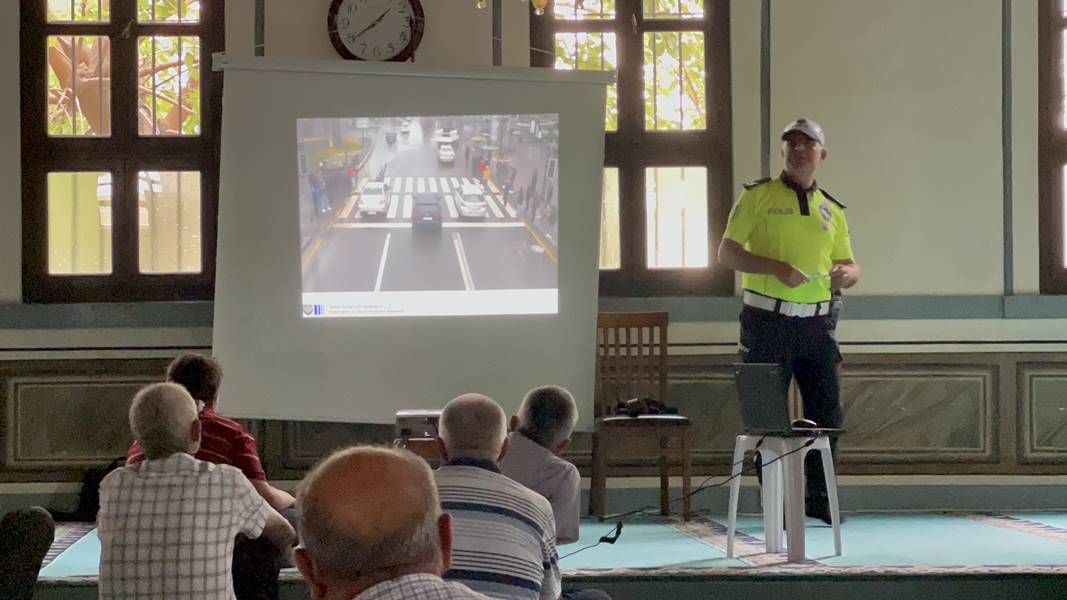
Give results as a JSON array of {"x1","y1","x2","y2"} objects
[{"x1": 328, "y1": 0, "x2": 425, "y2": 62}]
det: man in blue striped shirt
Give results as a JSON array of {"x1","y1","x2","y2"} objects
[{"x1": 435, "y1": 394, "x2": 561, "y2": 600}]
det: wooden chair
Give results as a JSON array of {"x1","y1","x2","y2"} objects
[{"x1": 590, "y1": 312, "x2": 692, "y2": 520}]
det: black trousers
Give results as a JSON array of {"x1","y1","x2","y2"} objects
[
  {"x1": 233, "y1": 506, "x2": 300, "y2": 600},
  {"x1": 739, "y1": 305, "x2": 843, "y2": 505}
]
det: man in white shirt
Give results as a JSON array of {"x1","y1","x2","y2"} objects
[
  {"x1": 98, "y1": 383, "x2": 296, "y2": 600},
  {"x1": 294, "y1": 446, "x2": 490, "y2": 600},
  {"x1": 499, "y1": 386, "x2": 581, "y2": 545}
]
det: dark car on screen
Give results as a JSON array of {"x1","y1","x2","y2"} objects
[{"x1": 412, "y1": 193, "x2": 443, "y2": 230}]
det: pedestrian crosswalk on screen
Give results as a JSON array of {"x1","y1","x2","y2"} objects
[{"x1": 298, "y1": 113, "x2": 560, "y2": 318}]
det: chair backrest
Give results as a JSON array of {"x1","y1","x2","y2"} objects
[{"x1": 594, "y1": 312, "x2": 669, "y2": 419}]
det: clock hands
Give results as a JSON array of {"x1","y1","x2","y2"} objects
[{"x1": 353, "y1": 8, "x2": 392, "y2": 40}]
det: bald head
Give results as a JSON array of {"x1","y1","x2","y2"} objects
[
  {"x1": 297, "y1": 446, "x2": 443, "y2": 585},
  {"x1": 129, "y1": 382, "x2": 200, "y2": 460},
  {"x1": 438, "y1": 394, "x2": 508, "y2": 462}
]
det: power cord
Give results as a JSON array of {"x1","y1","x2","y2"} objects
[
  {"x1": 562, "y1": 436, "x2": 821, "y2": 559},
  {"x1": 600, "y1": 436, "x2": 816, "y2": 522},
  {"x1": 559, "y1": 521, "x2": 623, "y2": 560}
]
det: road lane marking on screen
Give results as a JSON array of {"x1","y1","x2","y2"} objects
[
  {"x1": 374, "y1": 233, "x2": 391, "y2": 292},
  {"x1": 333, "y1": 221, "x2": 526, "y2": 229},
  {"x1": 391, "y1": 177, "x2": 402, "y2": 191},
  {"x1": 417, "y1": 178, "x2": 425, "y2": 193},
  {"x1": 387, "y1": 195, "x2": 400, "y2": 219},
  {"x1": 402, "y1": 194, "x2": 414, "y2": 219},
  {"x1": 453, "y1": 232, "x2": 475, "y2": 291},
  {"x1": 428, "y1": 178, "x2": 438, "y2": 193},
  {"x1": 358, "y1": 177, "x2": 368, "y2": 191},
  {"x1": 340, "y1": 194, "x2": 358, "y2": 220},
  {"x1": 524, "y1": 222, "x2": 558, "y2": 264},
  {"x1": 452, "y1": 177, "x2": 463, "y2": 189},
  {"x1": 438, "y1": 177, "x2": 451, "y2": 193},
  {"x1": 405, "y1": 177, "x2": 414, "y2": 194},
  {"x1": 484, "y1": 194, "x2": 504, "y2": 218},
  {"x1": 502, "y1": 197, "x2": 517, "y2": 218},
  {"x1": 461, "y1": 177, "x2": 475, "y2": 187},
  {"x1": 487, "y1": 180, "x2": 500, "y2": 194},
  {"x1": 444, "y1": 194, "x2": 459, "y2": 219}
]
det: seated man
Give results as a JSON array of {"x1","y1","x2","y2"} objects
[
  {"x1": 0, "y1": 506, "x2": 54, "y2": 600},
  {"x1": 99, "y1": 383, "x2": 295, "y2": 600},
  {"x1": 126, "y1": 353, "x2": 295, "y2": 600},
  {"x1": 295, "y1": 446, "x2": 491, "y2": 600},
  {"x1": 500, "y1": 388, "x2": 611, "y2": 600},
  {"x1": 434, "y1": 394, "x2": 560, "y2": 600},
  {"x1": 499, "y1": 386, "x2": 581, "y2": 545}
]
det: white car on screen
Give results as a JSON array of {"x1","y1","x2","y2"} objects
[
  {"x1": 438, "y1": 144, "x2": 455, "y2": 164},
  {"x1": 357, "y1": 181, "x2": 389, "y2": 216},
  {"x1": 458, "y1": 183, "x2": 487, "y2": 219}
]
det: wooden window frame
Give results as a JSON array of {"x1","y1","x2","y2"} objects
[
  {"x1": 1039, "y1": 0, "x2": 1067, "y2": 294},
  {"x1": 531, "y1": 0, "x2": 733, "y2": 296},
  {"x1": 20, "y1": 0, "x2": 225, "y2": 302}
]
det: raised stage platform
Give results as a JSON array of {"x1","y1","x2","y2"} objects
[{"x1": 34, "y1": 511, "x2": 1067, "y2": 600}]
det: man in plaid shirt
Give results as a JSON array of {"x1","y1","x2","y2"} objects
[
  {"x1": 295, "y1": 446, "x2": 491, "y2": 600},
  {"x1": 98, "y1": 383, "x2": 296, "y2": 600}
]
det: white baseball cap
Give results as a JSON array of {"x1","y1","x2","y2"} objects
[{"x1": 781, "y1": 118, "x2": 826, "y2": 146}]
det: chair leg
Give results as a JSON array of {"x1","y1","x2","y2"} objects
[
  {"x1": 726, "y1": 438, "x2": 747, "y2": 558},
  {"x1": 681, "y1": 430, "x2": 692, "y2": 520},
  {"x1": 590, "y1": 432, "x2": 607, "y2": 521},
  {"x1": 819, "y1": 442, "x2": 842, "y2": 556},
  {"x1": 659, "y1": 455, "x2": 670, "y2": 517}
]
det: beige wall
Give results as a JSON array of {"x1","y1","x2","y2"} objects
[
  {"x1": 771, "y1": 0, "x2": 1004, "y2": 296},
  {"x1": 0, "y1": 2, "x2": 20, "y2": 303},
  {"x1": 0, "y1": 1, "x2": 1056, "y2": 338},
  {"x1": 227, "y1": 0, "x2": 529, "y2": 65}
]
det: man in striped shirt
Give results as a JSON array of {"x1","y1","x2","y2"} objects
[{"x1": 434, "y1": 394, "x2": 561, "y2": 600}]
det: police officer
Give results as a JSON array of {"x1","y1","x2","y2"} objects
[{"x1": 717, "y1": 118, "x2": 860, "y2": 523}]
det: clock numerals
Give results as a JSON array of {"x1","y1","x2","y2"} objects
[{"x1": 332, "y1": 0, "x2": 421, "y2": 61}]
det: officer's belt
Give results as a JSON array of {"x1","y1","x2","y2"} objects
[{"x1": 742, "y1": 290, "x2": 831, "y2": 318}]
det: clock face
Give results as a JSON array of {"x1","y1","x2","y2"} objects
[{"x1": 328, "y1": 0, "x2": 424, "y2": 62}]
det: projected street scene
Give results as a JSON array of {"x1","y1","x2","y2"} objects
[{"x1": 297, "y1": 113, "x2": 559, "y2": 317}]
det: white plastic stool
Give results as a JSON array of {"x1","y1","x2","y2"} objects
[{"x1": 726, "y1": 434, "x2": 841, "y2": 562}]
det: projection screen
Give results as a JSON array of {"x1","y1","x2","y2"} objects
[{"x1": 212, "y1": 56, "x2": 610, "y2": 424}]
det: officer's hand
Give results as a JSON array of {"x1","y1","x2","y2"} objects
[
  {"x1": 774, "y1": 262, "x2": 809, "y2": 288},
  {"x1": 830, "y1": 263, "x2": 858, "y2": 290}
]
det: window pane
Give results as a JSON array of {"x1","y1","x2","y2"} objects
[
  {"x1": 47, "y1": 36, "x2": 111, "y2": 137},
  {"x1": 643, "y1": 0, "x2": 704, "y2": 19},
  {"x1": 644, "y1": 32, "x2": 706, "y2": 131},
  {"x1": 645, "y1": 167, "x2": 707, "y2": 268},
  {"x1": 47, "y1": 0, "x2": 110, "y2": 22},
  {"x1": 555, "y1": 33, "x2": 618, "y2": 131},
  {"x1": 139, "y1": 171, "x2": 202, "y2": 274},
  {"x1": 600, "y1": 168, "x2": 620, "y2": 270},
  {"x1": 48, "y1": 172, "x2": 112, "y2": 275},
  {"x1": 138, "y1": 0, "x2": 200, "y2": 23},
  {"x1": 553, "y1": 0, "x2": 615, "y2": 20},
  {"x1": 138, "y1": 36, "x2": 201, "y2": 136}
]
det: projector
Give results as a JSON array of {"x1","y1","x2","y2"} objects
[{"x1": 395, "y1": 410, "x2": 442, "y2": 439}]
